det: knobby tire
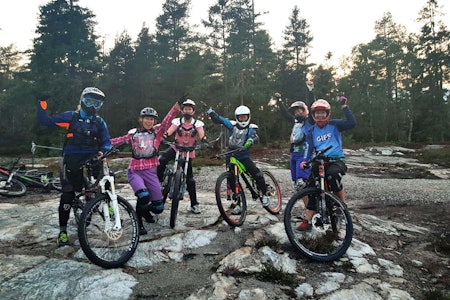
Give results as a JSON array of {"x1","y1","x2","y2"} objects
[
  {"x1": 283, "y1": 187, "x2": 353, "y2": 262},
  {"x1": 261, "y1": 170, "x2": 282, "y2": 214},
  {"x1": 78, "y1": 194, "x2": 139, "y2": 268},
  {"x1": 0, "y1": 175, "x2": 27, "y2": 197},
  {"x1": 170, "y1": 169, "x2": 184, "y2": 228},
  {"x1": 215, "y1": 172, "x2": 247, "y2": 227}
]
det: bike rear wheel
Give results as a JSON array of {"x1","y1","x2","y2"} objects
[
  {"x1": 283, "y1": 187, "x2": 353, "y2": 262},
  {"x1": 261, "y1": 170, "x2": 282, "y2": 214},
  {"x1": 78, "y1": 194, "x2": 139, "y2": 268},
  {"x1": 215, "y1": 172, "x2": 247, "y2": 227},
  {"x1": 170, "y1": 169, "x2": 184, "y2": 228},
  {"x1": 0, "y1": 175, "x2": 27, "y2": 197}
]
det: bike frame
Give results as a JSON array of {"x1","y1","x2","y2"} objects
[{"x1": 228, "y1": 156, "x2": 260, "y2": 200}]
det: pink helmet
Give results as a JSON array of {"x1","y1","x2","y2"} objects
[{"x1": 311, "y1": 99, "x2": 331, "y2": 127}]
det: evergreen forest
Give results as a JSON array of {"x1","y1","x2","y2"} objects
[{"x1": 0, "y1": 0, "x2": 449, "y2": 155}]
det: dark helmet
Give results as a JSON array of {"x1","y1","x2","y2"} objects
[{"x1": 140, "y1": 107, "x2": 158, "y2": 118}]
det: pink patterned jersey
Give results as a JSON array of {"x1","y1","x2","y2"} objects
[
  {"x1": 169, "y1": 117, "x2": 205, "y2": 158},
  {"x1": 111, "y1": 105, "x2": 180, "y2": 170}
]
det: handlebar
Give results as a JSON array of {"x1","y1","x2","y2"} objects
[
  {"x1": 210, "y1": 147, "x2": 244, "y2": 160},
  {"x1": 81, "y1": 147, "x2": 120, "y2": 169},
  {"x1": 304, "y1": 145, "x2": 333, "y2": 169},
  {"x1": 161, "y1": 140, "x2": 210, "y2": 152}
]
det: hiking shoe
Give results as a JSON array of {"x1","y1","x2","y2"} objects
[
  {"x1": 295, "y1": 178, "x2": 307, "y2": 191},
  {"x1": 261, "y1": 195, "x2": 270, "y2": 207},
  {"x1": 191, "y1": 205, "x2": 201, "y2": 214},
  {"x1": 231, "y1": 205, "x2": 241, "y2": 215},
  {"x1": 296, "y1": 220, "x2": 312, "y2": 231},
  {"x1": 57, "y1": 231, "x2": 70, "y2": 247}
]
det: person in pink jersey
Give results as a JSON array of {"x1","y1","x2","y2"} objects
[
  {"x1": 157, "y1": 99, "x2": 208, "y2": 214},
  {"x1": 111, "y1": 99, "x2": 182, "y2": 235}
]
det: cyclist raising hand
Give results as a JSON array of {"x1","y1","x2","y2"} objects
[
  {"x1": 37, "y1": 87, "x2": 112, "y2": 247},
  {"x1": 111, "y1": 99, "x2": 182, "y2": 235}
]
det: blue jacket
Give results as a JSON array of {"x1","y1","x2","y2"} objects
[
  {"x1": 305, "y1": 107, "x2": 356, "y2": 159},
  {"x1": 37, "y1": 101, "x2": 112, "y2": 155}
]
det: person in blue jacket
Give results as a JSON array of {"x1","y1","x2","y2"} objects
[
  {"x1": 298, "y1": 96, "x2": 356, "y2": 230},
  {"x1": 37, "y1": 87, "x2": 112, "y2": 246},
  {"x1": 207, "y1": 105, "x2": 270, "y2": 214}
]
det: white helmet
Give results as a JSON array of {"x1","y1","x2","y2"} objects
[
  {"x1": 235, "y1": 105, "x2": 251, "y2": 128},
  {"x1": 79, "y1": 87, "x2": 105, "y2": 115}
]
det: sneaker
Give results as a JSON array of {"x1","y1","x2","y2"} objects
[
  {"x1": 261, "y1": 195, "x2": 270, "y2": 207},
  {"x1": 231, "y1": 205, "x2": 241, "y2": 215},
  {"x1": 296, "y1": 220, "x2": 312, "y2": 231},
  {"x1": 295, "y1": 178, "x2": 307, "y2": 191},
  {"x1": 57, "y1": 231, "x2": 70, "y2": 247},
  {"x1": 191, "y1": 205, "x2": 201, "y2": 214},
  {"x1": 139, "y1": 224, "x2": 148, "y2": 235}
]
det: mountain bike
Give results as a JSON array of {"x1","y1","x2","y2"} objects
[
  {"x1": 160, "y1": 141, "x2": 210, "y2": 228},
  {"x1": 283, "y1": 145, "x2": 353, "y2": 262},
  {"x1": 0, "y1": 157, "x2": 61, "y2": 197},
  {"x1": 211, "y1": 148, "x2": 282, "y2": 227},
  {"x1": 77, "y1": 147, "x2": 139, "y2": 269}
]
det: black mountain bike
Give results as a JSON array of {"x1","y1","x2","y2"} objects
[
  {"x1": 77, "y1": 148, "x2": 139, "y2": 268},
  {"x1": 212, "y1": 148, "x2": 282, "y2": 227},
  {"x1": 283, "y1": 146, "x2": 353, "y2": 262},
  {"x1": 160, "y1": 141, "x2": 210, "y2": 228},
  {"x1": 0, "y1": 158, "x2": 61, "y2": 197}
]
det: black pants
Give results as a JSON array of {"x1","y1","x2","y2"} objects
[{"x1": 157, "y1": 147, "x2": 198, "y2": 206}]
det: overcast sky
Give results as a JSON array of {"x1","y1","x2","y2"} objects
[{"x1": 1, "y1": 0, "x2": 449, "y2": 66}]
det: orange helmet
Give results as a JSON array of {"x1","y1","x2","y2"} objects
[{"x1": 311, "y1": 99, "x2": 331, "y2": 127}]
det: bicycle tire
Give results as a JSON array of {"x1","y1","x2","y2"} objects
[
  {"x1": 78, "y1": 194, "x2": 139, "y2": 268},
  {"x1": 215, "y1": 172, "x2": 247, "y2": 227},
  {"x1": 170, "y1": 169, "x2": 184, "y2": 228},
  {"x1": 283, "y1": 187, "x2": 353, "y2": 262},
  {"x1": 51, "y1": 177, "x2": 62, "y2": 191},
  {"x1": 0, "y1": 175, "x2": 27, "y2": 197},
  {"x1": 261, "y1": 170, "x2": 282, "y2": 214}
]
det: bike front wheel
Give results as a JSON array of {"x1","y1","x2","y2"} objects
[
  {"x1": 78, "y1": 194, "x2": 139, "y2": 268},
  {"x1": 51, "y1": 177, "x2": 62, "y2": 191},
  {"x1": 261, "y1": 170, "x2": 282, "y2": 214},
  {"x1": 215, "y1": 172, "x2": 247, "y2": 227},
  {"x1": 283, "y1": 187, "x2": 353, "y2": 262},
  {"x1": 170, "y1": 169, "x2": 185, "y2": 228},
  {"x1": 0, "y1": 175, "x2": 27, "y2": 197}
]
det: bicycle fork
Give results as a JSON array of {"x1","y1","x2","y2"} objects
[
  {"x1": 312, "y1": 161, "x2": 331, "y2": 232},
  {"x1": 99, "y1": 169, "x2": 122, "y2": 231}
]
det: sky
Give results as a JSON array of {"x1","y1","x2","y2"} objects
[{"x1": 1, "y1": 0, "x2": 449, "y2": 67}]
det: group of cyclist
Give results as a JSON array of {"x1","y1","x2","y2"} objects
[{"x1": 37, "y1": 81, "x2": 355, "y2": 246}]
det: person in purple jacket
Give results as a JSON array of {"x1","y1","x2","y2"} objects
[{"x1": 298, "y1": 96, "x2": 356, "y2": 231}]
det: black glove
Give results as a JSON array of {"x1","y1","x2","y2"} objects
[
  {"x1": 201, "y1": 136, "x2": 208, "y2": 143},
  {"x1": 178, "y1": 94, "x2": 188, "y2": 106},
  {"x1": 37, "y1": 93, "x2": 50, "y2": 102}
]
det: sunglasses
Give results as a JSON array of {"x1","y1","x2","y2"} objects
[{"x1": 83, "y1": 97, "x2": 103, "y2": 109}]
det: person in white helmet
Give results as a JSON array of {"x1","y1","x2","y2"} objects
[
  {"x1": 37, "y1": 87, "x2": 112, "y2": 246},
  {"x1": 157, "y1": 99, "x2": 207, "y2": 214},
  {"x1": 207, "y1": 104, "x2": 270, "y2": 213},
  {"x1": 110, "y1": 97, "x2": 184, "y2": 235}
]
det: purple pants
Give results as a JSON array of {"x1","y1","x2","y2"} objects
[
  {"x1": 290, "y1": 152, "x2": 311, "y2": 182},
  {"x1": 127, "y1": 167, "x2": 162, "y2": 201}
]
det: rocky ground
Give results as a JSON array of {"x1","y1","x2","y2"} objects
[{"x1": 0, "y1": 145, "x2": 449, "y2": 299}]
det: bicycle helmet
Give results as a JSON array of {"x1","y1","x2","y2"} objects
[
  {"x1": 140, "y1": 107, "x2": 159, "y2": 118},
  {"x1": 182, "y1": 99, "x2": 196, "y2": 110},
  {"x1": 288, "y1": 101, "x2": 309, "y2": 121},
  {"x1": 80, "y1": 87, "x2": 105, "y2": 115},
  {"x1": 311, "y1": 99, "x2": 331, "y2": 127},
  {"x1": 235, "y1": 105, "x2": 251, "y2": 128}
]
